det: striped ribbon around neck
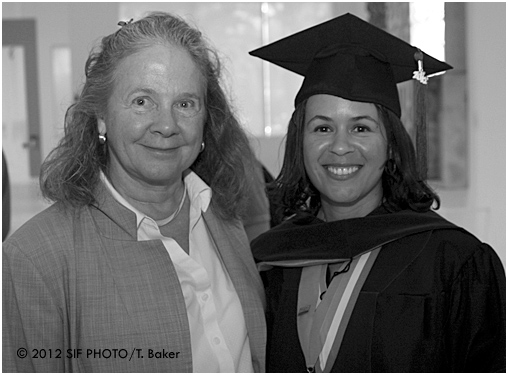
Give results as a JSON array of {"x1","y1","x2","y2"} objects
[{"x1": 297, "y1": 247, "x2": 381, "y2": 372}]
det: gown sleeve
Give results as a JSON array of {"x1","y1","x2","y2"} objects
[{"x1": 446, "y1": 242, "x2": 505, "y2": 372}]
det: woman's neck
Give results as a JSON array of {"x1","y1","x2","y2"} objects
[
  {"x1": 107, "y1": 170, "x2": 186, "y2": 221},
  {"x1": 319, "y1": 194, "x2": 383, "y2": 222}
]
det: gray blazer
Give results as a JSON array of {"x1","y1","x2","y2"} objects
[{"x1": 3, "y1": 184, "x2": 266, "y2": 372}]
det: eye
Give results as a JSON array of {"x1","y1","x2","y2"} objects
[
  {"x1": 177, "y1": 100, "x2": 194, "y2": 109},
  {"x1": 353, "y1": 125, "x2": 371, "y2": 133},
  {"x1": 131, "y1": 96, "x2": 155, "y2": 111},
  {"x1": 174, "y1": 98, "x2": 201, "y2": 117},
  {"x1": 313, "y1": 125, "x2": 332, "y2": 133}
]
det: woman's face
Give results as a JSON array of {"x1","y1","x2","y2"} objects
[
  {"x1": 98, "y1": 44, "x2": 206, "y2": 190},
  {"x1": 303, "y1": 95, "x2": 388, "y2": 218}
]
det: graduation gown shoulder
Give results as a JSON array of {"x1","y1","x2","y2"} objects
[{"x1": 251, "y1": 209, "x2": 506, "y2": 372}]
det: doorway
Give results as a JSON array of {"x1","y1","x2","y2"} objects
[
  {"x1": 3, "y1": 19, "x2": 42, "y2": 180},
  {"x1": 2, "y1": 19, "x2": 47, "y2": 238}
]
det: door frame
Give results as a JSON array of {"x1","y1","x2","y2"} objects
[{"x1": 3, "y1": 19, "x2": 42, "y2": 177}]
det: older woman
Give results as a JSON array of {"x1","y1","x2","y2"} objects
[
  {"x1": 250, "y1": 13, "x2": 505, "y2": 372},
  {"x1": 3, "y1": 12, "x2": 265, "y2": 372}
]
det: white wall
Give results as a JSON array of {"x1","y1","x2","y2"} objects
[
  {"x1": 434, "y1": 3, "x2": 505, "y2": 265},
  {"x1": 467, "y1": 2, "x2": 505, "y2": 262}
]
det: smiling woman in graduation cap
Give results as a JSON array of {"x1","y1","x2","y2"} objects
[{"x1": 250, "y1": 13, "x2": 505, "y2": 373}]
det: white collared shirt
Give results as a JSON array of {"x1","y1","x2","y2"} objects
[{"x1": 101, "y1": 171, "x2": 253, "y2": 372}]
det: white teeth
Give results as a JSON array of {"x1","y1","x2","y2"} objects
[{"x1": 327, "y1": 166, "x2": 359, "y2": 176}]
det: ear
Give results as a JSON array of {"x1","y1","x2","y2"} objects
[{"x1": 97, "y1": 117, "x2": 107, "y2": 135}]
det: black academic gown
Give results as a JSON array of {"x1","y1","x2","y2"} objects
[{"x1": 252, "y1": 207, "x2": 506, "y2": 372}]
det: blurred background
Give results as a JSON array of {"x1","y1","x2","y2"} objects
[{"x1": 2, "y1": 2, "x2": 505, "y2": 265}]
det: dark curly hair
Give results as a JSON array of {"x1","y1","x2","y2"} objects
[
  {"x1": 40, "y1": 12, "x2": 255, "y2": 221},
  {"x1": 269, "y1": 100, "x2": 440, "y2": 223}
]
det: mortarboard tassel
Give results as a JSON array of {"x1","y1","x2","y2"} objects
[{"x1": 413, "y1": 49, "x2": 428, "y2": 181}]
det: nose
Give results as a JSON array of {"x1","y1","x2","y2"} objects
[
  {"x1": 151, "y1": 105, "x2": 179, "y2": 137},
  {"x1": 329, "y1": 130, "x2": 354, "y2": 156}
]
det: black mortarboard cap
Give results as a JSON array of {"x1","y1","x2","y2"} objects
[{"x1": 249, "y1": 13, "x2": 452, "y2": 118}]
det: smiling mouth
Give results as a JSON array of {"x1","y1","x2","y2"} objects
[
  {"x1": 143, "y1": 145, "x2": 180, "y2": 152},
  {"x1": 326, "y1": 166, "x2": 360, "y2": 176}
]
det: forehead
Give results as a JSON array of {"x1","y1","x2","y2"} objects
[
  {"x1": 112, "y1": 43, "x2": 205, "y2": 93},
  {"x1": 305, "y1": 94, "x2": 379, "y2": 119}
]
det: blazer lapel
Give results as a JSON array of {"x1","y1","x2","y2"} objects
[
  {"x1": 87, "y1": 185, "x2": 193, "y2": 371},
  {"x1": 203, "y1": 209, "x2": 266, "y2": 372}
]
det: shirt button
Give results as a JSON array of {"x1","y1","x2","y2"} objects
[
  {"x1": 201, "y1": 293, "x2": 209, "y2": 302},
  {"x1": 213, "y1": 337, "x2": 220, "y2": 345}
]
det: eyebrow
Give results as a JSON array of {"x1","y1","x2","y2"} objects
[
  {"x1": 126, "y1": 87, "x2": 157, "y2": 98},
  {"x1": 306, "y1": 114, "x2": 380, "y2": 126},
  {"x1": 350, "y1": 115, "x2": 380, "y2": 125},
  {"x1": 306, "y1": 115, "x2": 332, "y2": 126},
  {"x1": 126, "y1": 88, "x2": 203, "y2": 100},
  {"x1": 176, "y1": 92, "x2": 203, "y2": 100}
]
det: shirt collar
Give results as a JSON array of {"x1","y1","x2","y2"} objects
[
  {"x1": 183, "y1": 169, "x2": 212, "y2": 213},
  {"x1": 100, "y1": 170, "x2": 212, "y2": 229}
]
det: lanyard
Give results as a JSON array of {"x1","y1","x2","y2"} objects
[{"x1": 297, "y1": 247, "x2": 381, "y2": 372}]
